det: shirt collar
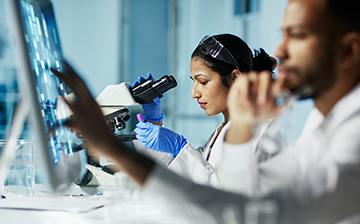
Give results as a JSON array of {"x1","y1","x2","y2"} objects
[{"x1": 318, "y1": 81, "x2": 360, "y2": 132}]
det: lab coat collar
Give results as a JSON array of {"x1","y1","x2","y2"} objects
[{"x1": 317, "y1": 81, "x2": 360, "y2": 133}]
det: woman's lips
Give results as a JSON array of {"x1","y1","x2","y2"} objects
[{"x1": 199, "y1": 102, "x2": 206, "y2": 108}]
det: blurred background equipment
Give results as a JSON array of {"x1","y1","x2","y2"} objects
[{"x1": 0, "y1": 0, "x2": 314, "y2": 186}]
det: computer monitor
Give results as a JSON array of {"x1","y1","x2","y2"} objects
[{"x1": 5, "y1": 0, "x2": 88, "y2": 193}]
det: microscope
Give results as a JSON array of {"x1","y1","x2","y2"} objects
[
  {"x1": 75, "y1": 75, "x2": 177, "y2": 186},
  {"x1": 97, "y1": 74, "x2": 177, "y2": 133}
]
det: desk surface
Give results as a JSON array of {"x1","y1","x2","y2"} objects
[
  {"x1": 0, "y1": 183, "x2": 185, "y2": 224},
  {"x1": 0, "y1": 199, "x2": 181, "y2": 224}
]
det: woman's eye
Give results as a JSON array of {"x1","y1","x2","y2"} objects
[{"x1": 201, "y1": 81, "x2": 208, "y2": 85}]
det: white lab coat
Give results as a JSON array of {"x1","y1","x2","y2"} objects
[
  {"x1": 142, "y1": 82, "x2": 360, "y2": 224},
  {"x1": 166, "y1": 122, "x2": 231, "y2": 187},
  {"x1": 135, "y1": 120, "x2": 277, "y2": 188},
  {"x1": 134, "y1": 122, "x2": 232, "y2": 187}
]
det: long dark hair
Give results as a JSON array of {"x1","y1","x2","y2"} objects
[{"x1": 191, "y1": 34, "x2": 276, "y2": 87}]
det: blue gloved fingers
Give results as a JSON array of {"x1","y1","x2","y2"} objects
[
  {"x1": 147, "y1": 73, "x2": 153, "y2": 79},
  {"x1": 135, "y1": 120, "x2": 154, "y2": 129},
  {"x1": 135, "y1": 134, "x2": 153, "y2": 149},
  {"x1": 134, "y1": 124, "x2": 151, "y2": 147},
  {"x1": 152, "y1": 97, "x2": 161, "y2": 105},
  {"x1": 135, "y1": 132, "x2": 147, "y2": 143},
  {"x1": 134, "y1": 126, "x2": 146, "y2": 137},
  {"x1": 132, "y1": 81, "x2": 140, "y2": 87},
  {"x1": 142, "y1": 97, "x2": 163, "y2": 122},
  {"x1": 134, "y1": 121, "x2": 162, "y2": 150},
  {"x1": 134, "y1": 121, "x2": 186, "y2": 156},
  {"x1": 130, "y1": 73, "x2": 163, "y2": 122},
  {"x1": 138, "y1": 76, "x2": 145, "y2": 82},
  {"x1": 131, "y1": 74, "x2": 150, "y2": 88},
  {"x1": 134, "y1": 122, "x2": 153, "y2": 138}
]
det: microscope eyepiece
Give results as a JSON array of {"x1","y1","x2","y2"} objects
[{"x1": 130, "y1": 75, "x2": 177, "y2": 104}]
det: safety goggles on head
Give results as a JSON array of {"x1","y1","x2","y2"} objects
[{"x1": 197, "y1": 35, "x2": 241, "y2": 70}]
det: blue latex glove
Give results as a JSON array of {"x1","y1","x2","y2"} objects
[
  {"x1": 142, "y1": 97, "x2": 163, "y2": 122},
  {"x1": 134, "y1": 121, "x2": 187, "y2": 157},
  {"x1": 132, "y1": 73, "x2": 163, "y2": 122}
]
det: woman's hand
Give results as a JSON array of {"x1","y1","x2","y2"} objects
[
  {"x1": 134, "y1": 121, "x2": 187, "y2": 157},
  {"x1": 132, "y1": 73, "x2": 164, "y2": 125}
]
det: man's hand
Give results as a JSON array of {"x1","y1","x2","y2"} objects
[
  {"x1": 51, "y1": 62, "x2": 118, "y2": 158},
  {"x1": 51, "y1": 61, "x2": 154, "y2": 187},
  {"x1": 225, "y1": 71, "x2": 282, "y2": 144}
]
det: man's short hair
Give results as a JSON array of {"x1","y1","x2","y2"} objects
[{"x1": 326, "y1": 0, "x2": 360, "y2": 34}]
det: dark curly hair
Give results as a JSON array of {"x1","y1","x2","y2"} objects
[{"x1": 191, "y1": 34, "x2": 276, "y2": 87}]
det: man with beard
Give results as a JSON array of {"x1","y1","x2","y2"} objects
[
  {"x1": 52, "y1": 0, "x2": 360, "y2": 223},
  {"x1": 218, "y1": 0, "x2": 360, "y2": 221}
]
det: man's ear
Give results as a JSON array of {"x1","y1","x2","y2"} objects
[
  {"x1": 228, "y1": 69, "x2": 242, "y2": 86},
  {"x1": 339, "y1": 31, "x2": 360, "y2": 69}
]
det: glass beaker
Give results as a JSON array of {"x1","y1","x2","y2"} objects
[{"x1": 0, "y1": 140, "x2": 35, "y2": 197}]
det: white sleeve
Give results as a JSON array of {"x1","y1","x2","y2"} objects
[
  {"x1": 142, "y1": 111, "x2": 360, "y2": 224},
  {"x1": 144, "y1": 157, "x2": 360, "y2": 224},
  {"x1": 166, "y1": 143, "x2": 219, "y2": 187},
  {"x1": 216, "y1": 135, "x2": 300, "y2": 196},
  {"x1": 143, "y1": 164, "x2": 248, "y2": 224},
  {"x1": 134, "y1": 134, "x2": 218, "y2": 187},
  {"x1": 133, "y1": 139, "x2": 174, "y2": 166},
  {"x1": 216, "y1": 139, "x2": 257, "y2": 194},
  {"x1": 267, "y1": 163, "x2": 360, "y2": 224}
]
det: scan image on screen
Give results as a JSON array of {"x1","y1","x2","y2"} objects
[
  {"x1": 6, "y1": 0, "x2": 88, "y2": 192},
  {"x1": 20, "y1": 0, "x2": 70, "y2": 165}
]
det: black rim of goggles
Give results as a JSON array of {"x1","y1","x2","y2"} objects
[{"x1": 197, "y1": 35, "x2": 241, "y2": 71}]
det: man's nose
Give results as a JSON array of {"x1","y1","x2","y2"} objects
[{"x1": 274, "y1": 39, "x2": 287, "y2": 60}]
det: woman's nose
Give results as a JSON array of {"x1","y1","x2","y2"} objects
[{"x1": 191, "y1": 85, "x2": 200, "y2": 99}]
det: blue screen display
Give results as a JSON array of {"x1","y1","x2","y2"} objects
[{"x1": 19, "y1": 0, "x2": 82, "y2": 166}]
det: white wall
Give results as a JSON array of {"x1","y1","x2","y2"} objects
[
  {"x1": 1, "y1": 0, "x2": 311, "y2": 147},
  {"x1": 0, "y1": 0, "x2": 16, "y2": 71},
  {"x1": 51, "y1": 0, "x2": 121, "y2": 97},
  {"x1": 173, "y1": 0, "x2": 290, "y2": 147},
  {"x1": 259, "y1": 0, "x2": 289, "y2": 55}
]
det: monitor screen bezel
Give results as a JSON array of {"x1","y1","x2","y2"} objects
[{"x1": 5, "y1": 0, "x2": 87, "y2": 193}]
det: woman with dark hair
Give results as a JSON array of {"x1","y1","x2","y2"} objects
[{"x1": 134, "y1": 33, "x2": 277, "y2": 188}]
